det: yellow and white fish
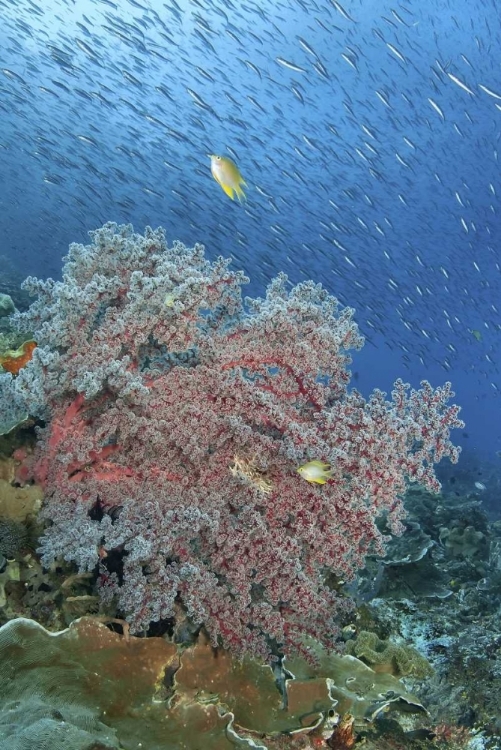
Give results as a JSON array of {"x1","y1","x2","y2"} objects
[
  {"x1": 210, "y1": 154, "x2": 246, "y2": 202},
  {"x1": 296, "y1": 460, "x2": 333, "y2": 485}
]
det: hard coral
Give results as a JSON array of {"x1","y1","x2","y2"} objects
[
  {"x1": 10, "y1": 223, "x2": 463, "y2": 660},
  {"x1": 346, "y1": 630, "x2": 433, "y2": 678},
  {"x1": 0, "y1": 617, "x2": 426, "y2": 750}
]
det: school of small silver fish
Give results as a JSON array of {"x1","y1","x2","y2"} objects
[{"x1": 0, "y1": 0, "x2": 500, "y2": 451}]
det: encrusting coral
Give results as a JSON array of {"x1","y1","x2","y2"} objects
[{"x1": 0, "y1": 617, "x2": 426, "y2": 750}]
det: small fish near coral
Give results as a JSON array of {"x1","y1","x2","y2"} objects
[
  {"x1": 210, "y1": 154, "x2": 247, "y2": 201},
  {"x1": 0, "y1": 341, "x2": 36, "y2": 375},
  {"x1": 297, "y1": 460, "x2": 333, "y2": 484}
]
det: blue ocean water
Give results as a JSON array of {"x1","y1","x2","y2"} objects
[{"x1": 0, "y1": 0, "x2": 499, "y2": 481}]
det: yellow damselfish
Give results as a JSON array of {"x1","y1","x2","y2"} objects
[
  {"x1": 210, "y1": 154, "x2": 246, "y2": 202},
  {"x1": 296, "y1": 460, "x2": 333, "y2": 485}
]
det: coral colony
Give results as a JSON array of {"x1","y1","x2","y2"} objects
[{"x1": 9, "y1": 224, "x2": 463, "y2": 660}]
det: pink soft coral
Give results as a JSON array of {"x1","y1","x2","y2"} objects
[{"x1": 13, "y1": 224, "x2": 463, "y2": 660}]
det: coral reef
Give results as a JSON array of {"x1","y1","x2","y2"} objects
[
  {"x1": 0, "y1": 477, "x2": 42, "y2": 523},
  {"x1": 342, "y1": 484, "x2": 500, "y2": 748},
  {"x1": 0, "y1": 456, "x2": 42, "y2": 559},
  {"x1": 0, "y1": 616, "x2": 427, "y2": 750},
  {"x1": 6, "y1": 223, "x2": 463, "y2": 659},
  {"x1": 0, "y1": 519, "x2": 28, "y2": 558},
  {"x1": 345, "y1": 629, "x2": 433, "y2": 678},
  {"x1": 0, "y1": 552, "x2": 100, "y2": 630},
  {"x1": 0, "y1": 559, "x2": 20, "y2": 608},
  {"x1": 440, "y1": 525, "x2": 487, "y2": 560},
  {"x1": 0, "y1": 295, "x2": 15, "y2": 318}
]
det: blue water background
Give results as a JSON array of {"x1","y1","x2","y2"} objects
[{"x1": 0, "y1": 0, "x2": 500, "y2": 479}]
